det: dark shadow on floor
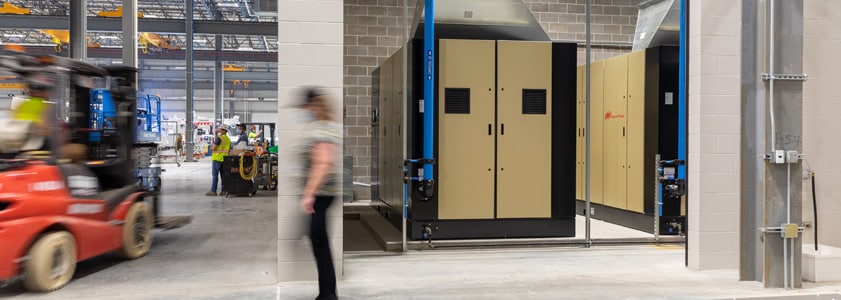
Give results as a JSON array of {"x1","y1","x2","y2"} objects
[{"x1": 344, "y1": 219, "x2": 383, "y2": 252}]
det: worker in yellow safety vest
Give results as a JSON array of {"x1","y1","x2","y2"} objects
[
  {"x1": 12, "y1": 77, "x2": 54, "y2": 151},
  {"x1": 206, "y1": 125, "x2": 230, "y2": 196}
]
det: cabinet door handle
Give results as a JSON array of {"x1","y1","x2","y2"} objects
[
  {"x1": 488, "y1": 124, "x2": 492, "y2": 135},
  {"x1": 622, "y1": 126, "x2": 625, "y2": 137},
  {"x1": 501, "y1": 124, "x2": 505, "y2": 135}
]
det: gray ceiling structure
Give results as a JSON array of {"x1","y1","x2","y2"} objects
[{"x1": 0, "y1": 0, "x2": 278, "y2": 104}]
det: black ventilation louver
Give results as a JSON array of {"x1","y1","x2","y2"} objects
[
  {"x1": 522, "y1": 89, "x2": 547, "y2": 114},
  {"x1": 445, "y1": 88, "x2": 471, "y2": 114}
]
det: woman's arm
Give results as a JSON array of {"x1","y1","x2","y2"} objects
[{"x1": 301, "y1": 142, "x2": 338, "y2": 213}]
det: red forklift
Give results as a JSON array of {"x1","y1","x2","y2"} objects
[{"x1": 0, "y1": 49, "x2": 190, "y2": 292}]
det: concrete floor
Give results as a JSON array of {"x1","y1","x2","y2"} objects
[
  {"x1": 0, "y1": 160, "x2": 278, "y2": 299},
  {"x1": 280, "y1": 246, "x2": 841, "y2": 300},
  {"x1": 4, "y1": 160, "x2": 841, "y2": 299}
]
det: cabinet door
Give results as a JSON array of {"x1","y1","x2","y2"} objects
[
  {"x1": 379, "y1": 56, "x2": 392, "y2": 206},
  {"x1": 390, "y1": 56, "x2": 405, "y2": 211},
  {"x1": 496, "y1": 40, "x2": 552, "y2": 219},
  {"x1": 437, "y1": 39, "x2": 496, "y2": 220},
  {"x1": 589, "y1": 61, "x2": 605, "y2": 205},
  {"x1": 626, "y1": 50, "x2": 646, "y2": 214},
  {"x1": 576, "y1": 66, "x2": 584, "y2": 201},
  {"x1": 602, "y1": 55, "x2": 628, "y2": 210}
]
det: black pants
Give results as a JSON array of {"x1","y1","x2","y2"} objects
[{"x1": 310, "y1": 195, "x2": 337, "y2": 299}]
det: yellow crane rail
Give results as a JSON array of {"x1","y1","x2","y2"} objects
[
  {"x1": 97, "y1": 6, "x2": 143, "y2": 18},
  {"x1": 0, "y1": 2, "x2": 31, "y2": 15},
  {"x1": 223, "y1": 64, "x2": 245, "y2": 72},
  {"x1": 38, "y1": 30, "x2": 101, "y2": 52},
  {"x1": 139, "y1": 32, "x2": 181, "y2": 54}
]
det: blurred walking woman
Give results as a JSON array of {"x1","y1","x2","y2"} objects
[{"x1": 298, "y1": 88, "x2": 341, "y2": 300}]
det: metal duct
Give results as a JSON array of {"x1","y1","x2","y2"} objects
[
  {"x1": 632, "y1": 0, "x2": 680, "y2": 51},
  {"x1": 411, "y1": 0, "x2": 549, "y2": 41}
]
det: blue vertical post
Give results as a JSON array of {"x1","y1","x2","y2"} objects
[
  {"x1": 678, "y1": 0, "x2": 688, "y2": 266},
  {"x1": 422, "y1": 0, "x2": 435, "y2": 182},
  {"x1": 677, "y1": 0, "x2": 687, "y2": 180}
]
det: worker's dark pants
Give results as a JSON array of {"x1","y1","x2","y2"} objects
[
  {"x1": 310, "y1": 195, "x2": 337, "y2": 299},
  {"x1": 210, "y1": 160, "x2": 223, "y2": 193}
]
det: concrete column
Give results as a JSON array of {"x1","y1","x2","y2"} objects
[
  {"x1": 686, "y1": 0, "x2": 742, "y2": 270},
  {"x1": 69, "y1": 0, "x2": 86, "y2": 60},
  {"x1": 185, "y1": 0, "x2": 195, "y2": 162},
  {"x1": 215, "y1": 35, "x2": 223, "y2": 122},
  {"x1": 277, "y1": 0, "x2": 344, "y2": 282},
  {"x1": 122, "y1": 0, "x2": 137, "y2": 68},
  {"x1": 740, "y1": 0, "x2": 804, "y2": 288}
]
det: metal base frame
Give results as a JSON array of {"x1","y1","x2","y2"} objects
[{"x1": 575, "y1": 200, "x2": 685, "y2": 236}]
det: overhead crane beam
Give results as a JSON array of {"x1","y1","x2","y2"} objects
[
  {"x1": 21, "y1": 46, "x2": 277, "y2": 62},
  {"x1": 0, "y1": 15, "x2": 278, "y2": 36}
]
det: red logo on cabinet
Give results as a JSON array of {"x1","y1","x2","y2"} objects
[{"x1": 604, "y1": 111, "x2": 625, "y2": 120}]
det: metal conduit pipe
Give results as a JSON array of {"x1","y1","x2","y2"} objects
[
  {"x1": 769, "y1": 0, "x2": 777, "y2": 153},
  {"x1": 812, "y1": 172, "x2": 818, "y2": 251},
  {"x1": 766, "y1": 0, "x2": 791, "y2": 289},
  {"x1": 584, "y1": 0, "x2": 592, "y2": 248}
]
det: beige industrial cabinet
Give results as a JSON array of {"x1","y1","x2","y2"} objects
[
  {"x1": 377, "y1": 54, "x2": 406, "y2": 211},
  {"x1": 373, "y1": 36, "x2": 578, "y2": 239},
  {"x1": 438, "y1": 39, "x2": 554, "y2": 220},
  {"x1": 574, "y1": 46, "x2": 682, "y2": 233}
]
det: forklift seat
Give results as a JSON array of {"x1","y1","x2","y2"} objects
[
  {"x1": 87, "y1": 159, "x2": 135, "y2": 190},
  {"x1": 97, "y1": 185, "x2": 138, "y2": 213}
]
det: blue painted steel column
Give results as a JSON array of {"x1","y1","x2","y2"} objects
[
  {"x1": 677, "y1": 0, "x2": 687, "y2": 179},
  {"x1": 422, "y1": 0, "x2": 435, "y2": 181}
]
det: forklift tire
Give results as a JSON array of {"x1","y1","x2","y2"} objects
[
  {"x1": 117, "y1": 201, "x2": 154, "y2": 259},
  {"x1": 23, "y1": 231, "x2": 77, "y2": 293}
]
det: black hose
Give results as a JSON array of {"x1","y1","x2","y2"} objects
[{"x1": 812, "y1": 172, "x2": 818, "y2": 251}]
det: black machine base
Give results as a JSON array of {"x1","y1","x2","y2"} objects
[
  {"x1": 575, "y1": 200, "x2": 686, "y2": 236},
  {"x1": 409, "y1": 218, "x2": 575, "y2": 240},
  {"x1": 374, "y1": 206, "x2": 575, "y2": 240}
]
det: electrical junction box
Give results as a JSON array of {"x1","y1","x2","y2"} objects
[
  {"x1": 784, "y1": 223, "x2": 799, "y2": 238},
  {"x1": 774, "y1": 150, "x2": 786, "y2": 164},
  {"x1": 786, "y1": 151, "x2": 799, "y2": 163}
]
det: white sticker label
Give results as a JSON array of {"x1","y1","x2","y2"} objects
[
  {"x1": 68, "y1": 175, "x2": 99, "y2": 197},
  {"x1": 29, "y1": 181, "x2": 64, "y2": 192},
  {"x1": 67, "y1": 203, "x2": 104, "y2": 215},
  {"x1": 419, "y1": 99, "x2": 424, "y2": 113},
  {"x1": 665, "y1": 92, "x2": 674, "y2": 105},
  {"x1": 418, "y1": 168, "x2": 424, "y2": 178}
]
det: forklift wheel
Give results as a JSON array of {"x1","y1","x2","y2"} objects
[
  {"x1": 23, "y1": 231, "x2": 77, "y2": 293},
  {"x1": 117, "y1": 202, "x2": 154, "y2": 259}
]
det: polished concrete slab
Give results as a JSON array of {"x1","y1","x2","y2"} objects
[
  {"x1": 0, "y1": 160, "x2": 278, "y2": 299},
  {"x1": 279, "y1": 246, "x2": 841, "y2": 300},
  {"x1": 4, "y1": 160, "x2": 841, "y2": 299}
]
